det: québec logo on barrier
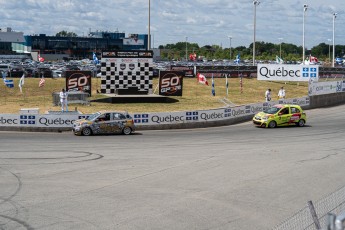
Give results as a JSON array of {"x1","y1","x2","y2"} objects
[
  {"x1": 186, "y1": 112, "x2": 198, "y2": 121},
  {"x1": 133, "y1": 114, "x2": 149, "y2": 123},
  {"x1": 20, "y1": 115, "x2": 36, "y2": 125}
]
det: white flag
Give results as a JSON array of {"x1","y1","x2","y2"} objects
[{"x1": 19, "y1": 73, "x2": 25, "y2": 93}]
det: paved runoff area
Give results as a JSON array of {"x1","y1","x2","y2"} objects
[{"x1": 1, "y1": 104, "x2": 345, "y2": 230}]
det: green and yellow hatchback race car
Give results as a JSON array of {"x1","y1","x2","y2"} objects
[{"x1": 253, "y1": 104, "x2": 307, "y2": 128}]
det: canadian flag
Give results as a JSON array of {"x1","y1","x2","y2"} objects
[
  {"x1": 38, "y1": 53, "x2": 44, "y2": 62},
  {"x1": 309, "y1": 55, "x2": 318, "y2": 63},
  {"x1": 197, "y1": 73, "x2": 209, "y2": 86}
]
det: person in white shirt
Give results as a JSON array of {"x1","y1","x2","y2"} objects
[
  {"x1": 59, "y1": 88, "x2": 68, "y2": 112},
  {"x1": 265, "y1": 88, "x2": 271, "y2": 101},
  {"x1": 278, "y1": 86, "x2": 286, "y2": 99}
]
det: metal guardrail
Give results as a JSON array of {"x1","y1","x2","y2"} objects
[{"x1": 52, "y1": 91, "x2": 90, "y2": 106}]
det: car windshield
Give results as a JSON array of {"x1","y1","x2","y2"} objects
[
  {"x1": 265, "y1": 106, "x2": 282, "y2": 114},
  {"x1": 86, "y1": 112, "x2": 101, "y2": 121}
]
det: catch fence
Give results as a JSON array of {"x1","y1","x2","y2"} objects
[{"x1": 273, "y1": 185, "x2": 345, "y2": 230}]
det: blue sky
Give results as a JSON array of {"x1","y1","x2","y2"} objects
[{"x1": 1, "y1": 0, "x2": 344, "y2": 49}]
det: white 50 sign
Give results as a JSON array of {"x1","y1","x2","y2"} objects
[
  {"x1": 257, "y1": 64, "x2": 319, "y2": 82},
  {"x1": 68, "y1": 76, "x2": 89, "y2": 88},
  {"x1": 65, "y1": 71, "x2": 92, "y2": 95},
  {"x1": 159, "y1": 71, "x2": 183, "y2": 96}
]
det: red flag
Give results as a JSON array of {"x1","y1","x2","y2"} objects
[
  {"x1": 38, "y1": 53, "x2": 44, "y2": 62},
  {"x1": 197, "y1": 73, "x2": 209, "y2": 86}
]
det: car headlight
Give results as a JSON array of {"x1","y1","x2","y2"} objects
[{"x1": 261, "y1": 117, "x2": 268, "y2": 121}]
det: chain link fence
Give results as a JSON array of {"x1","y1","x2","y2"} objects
[{"x1": 272, "y1": 185, "x2": 345, "y2": 230}]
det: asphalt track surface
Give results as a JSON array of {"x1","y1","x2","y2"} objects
[{"x1": 0, "y1": 104, "x2": 345, "y2": 230}]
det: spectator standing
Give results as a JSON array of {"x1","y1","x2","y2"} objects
[
  {"x1": 278, "y1": 87, "x2": 286, "y2": 99},
  {"x1": 59, "y1": 88, "x2": 68, "y2": 112},
  {"x1": 265, "y1": 88, "x2": 271, "y2": 101}
]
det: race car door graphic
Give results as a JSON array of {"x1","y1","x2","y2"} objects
[{"x1": 277, "y1": 107, "x2": 291, "y2": 126}]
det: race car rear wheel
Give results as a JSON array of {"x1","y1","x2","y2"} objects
[
  {"x1": 268, "y1": 121, "x2": 277, "y2": 128},
  {"x1": 122, "y1": 127, "x2": 132, "y2": 135},
  {"x1": 297, "y1": 119, "x2": 305, "y2": 127},
  {"x1": 82, "y1": 127, "x2": 92, "y2": 136}
]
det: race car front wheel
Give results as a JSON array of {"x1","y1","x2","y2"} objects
[
  {"x1": 82, "y1": 127, "x2": 92, "y2": 136},
  {"x1": 268, "y1": 121, "x2": 277, "y2": 128}
]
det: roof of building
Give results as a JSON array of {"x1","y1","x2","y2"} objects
[{"x1": 0, "y1": 30, "x2": 25, "y2": 43}]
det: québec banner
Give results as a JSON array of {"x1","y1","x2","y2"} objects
[{"x1": 257, "y1": 64, "x2": 319, "y2": 82}]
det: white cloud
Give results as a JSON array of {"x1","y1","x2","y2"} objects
[{"x1": 0, "y1": 0, "x2": 344, "y2": 48}]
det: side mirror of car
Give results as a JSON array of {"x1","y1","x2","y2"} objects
[{"x1": 278, "y1": 112, "x2": 283, "y2": 116}]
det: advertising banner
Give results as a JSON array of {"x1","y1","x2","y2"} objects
[
  {"x1": 159, "y1": 71, "x2": 184, "y2": 96},
  {"x1": 0, "y1": 97, "x2": 310, "y2": 129},
  {"x1": 309, "y1": 81, "x2": 340, "y2": 96},
  {"x1": 123, "y1": 38, "x2": 144, "y2": 45},
  {"x1": 65, "y1": 71, "x2": 92, "y2": 96},
  {"x1": 123, "y1": 34, "x2": 144, "y2": 45},
  {"x1": 170, "y1": 65, "x2": 195, "y2": 78},
  {"x1": 0, "y1": 114, "x2": 87, "y2": 128},
  {"x1": 257, "y1": 64, "x2": 319, "y2": 82},
  {"x1": 132, "y1": 97, "x2": 310, "y2": 126}
]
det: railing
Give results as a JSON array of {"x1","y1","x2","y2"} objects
[{"x1": 52, "y1": 91, "x2": 90, "y2": 106}]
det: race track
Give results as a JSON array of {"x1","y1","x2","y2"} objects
[{"x1": 1, "y1": 104, "x2": 345, "y2": 230}]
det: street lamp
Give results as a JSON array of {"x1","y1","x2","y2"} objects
[
  {"x1": 302, "y1": 4, "x2": 308, "y2": 64},
  {"x1": 148, "y1": 0, "x2": 151, "y2": 50},
  {"x1": 278, "y1": 37, "x2": 283, "y2": 59},
  {"x1": 328, "y1": 38, "x2": 332, "y2": 63},
  {"x1": 185, "y1": 36, "x2": 188, "y2": 61},
  {"x1": 228, "y1": 36, "x2": 232, "y2": 60},
  {"x1": 253, "y1": 0, "x2": 260, "y2": 66},
  {"x1": 332, "y1": 12, "x2": 337, "y2": 67}
]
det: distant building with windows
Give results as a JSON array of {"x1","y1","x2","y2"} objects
[
  {"x1": 0, "y1": 27, "x2": 26, "y2": 55},
  {"x1": 0, "y1": 27, "x2": 150, "y2": 60},
  {"x1": 24, "y1": 30, "x2": 149, "y2": 61}
]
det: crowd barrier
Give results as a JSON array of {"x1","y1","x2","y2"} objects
[
  {"x1": 0, "y1": 78, "x2": 344, "y2": 132},
  {"x1": 0, "y1": 97, "x2": 310, "y2": 132}
]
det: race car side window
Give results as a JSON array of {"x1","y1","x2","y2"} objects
[
  {"x1": 103, "y1": 113, "x2": 111, "y2": 121},
  {"x1": 291, "y1": 107, "x2": 300, "y2": 113},
  {"x1": 113, "y1": 113, "x2": 120, "y2": 120},
  {"x1": 280, "y1": 108, "x2": 289, "y2": 115},
  {"x1": 113, "y1": 113, "x2": 126, "y2": 120},
  {"x1": 118, "y1": 113, "x2": 126, "y2": 120}
]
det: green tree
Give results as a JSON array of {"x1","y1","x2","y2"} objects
[{"x1": 56, "y1": 30, "x2": 78, "y2": 37}]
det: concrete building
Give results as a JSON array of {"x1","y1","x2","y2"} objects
[{"x1": 0, "y1": 27, "x2": 26, "y2": 55}]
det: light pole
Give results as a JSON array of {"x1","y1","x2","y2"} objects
[
  {"x1": 328, "y1": 38, "x2": 332, "y2": 63},
  {"x1": 228, "y1": 36, "x2": 232, "y2": 60},
  {"x1": 302, "y1": 4, "x2": 308, "y2": 64},
  {"x1": 332, "y1": 12, "x2": 337, "y2": 67},
  {"x1": 185, "y1": 36, "x2": 188, "y2": 61},
  {"x1": 278, "y1": 37, "x2": 283, "y2": 59},
  {"x1": 253, "y1": 0, "x2": 260, "y2": 66},
  {"x1": 148, "y1": 0, "x2": 151, "y2": 50}
]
